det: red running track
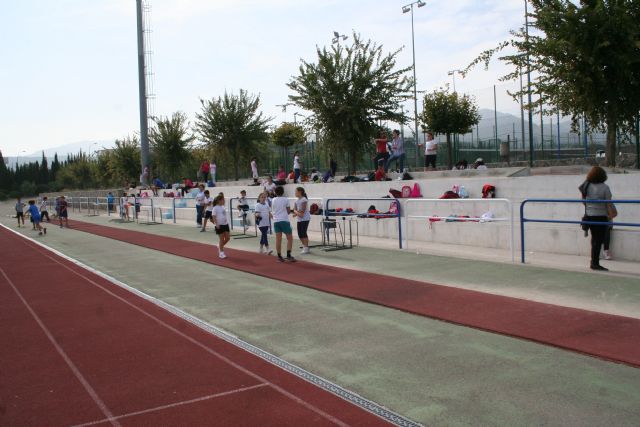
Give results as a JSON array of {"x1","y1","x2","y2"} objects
[
  {"x1": 70, "y1": 220, "x2": 640, "y2": 368},
  {"x1": 0, "y1": 226, "x2": 393, "y2": 426}
]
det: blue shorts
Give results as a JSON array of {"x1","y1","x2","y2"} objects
[{"x1": 274, "y1": 221, "x2": 292, "y2": 235}]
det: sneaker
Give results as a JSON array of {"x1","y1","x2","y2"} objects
[
  {"x1": 38, "y1": 231, "x2": 43, "y2": 236},
  {"x1": 266, "y1": 249, "x2": 273, "y2": 255},
  {"x1": 286, "y1": 255, "x2": 296, "y2": 262},
  {"x1": 604, "y1": 250, "x2": 612, "y2": 260},
  {"x1": 301, "y1": 247, "x2": 310, "y2": 254},
  {"x1": 277, "y1": 255, "x2": 285, "y2": 262},
  {"x1": 590, "y1": 264, "x2": 609, "y2": 271},
  {"x1": 200, "y1": 228, "x2": 206, "y2": 232},
  {"x1": 43, "y1": 228, "x2": 47, "y2": 235},
  {"x1": 219, "y1": 252, "x2": 227, "y2": 259}
]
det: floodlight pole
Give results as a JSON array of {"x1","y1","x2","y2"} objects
[
  {"x1": 525, "y1": 0, "x2": 534, "y2": 167},
  {"x1": 403, "y1": 1, "x2": 424, "y2": 168},
  {"x1": 136, "y1": 0, "x2": 150, "y2": 186}
]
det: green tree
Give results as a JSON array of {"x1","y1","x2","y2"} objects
[
  {"x1": 0, "y1": 150, "x2": 12, "y2": 191},
  {"x1": 466, "y1": 0, "x2": 640, "y2": 167},
  {"x1": 110, "y1": 136, "x2": 141, "y2": 185},
  {"x1": 38, "y1": 151, "x2": 49, "y2": 185},
  {"x1": 150, "y1": 112, "x2": 196, "y2": 182},
  {"x1": 420, "y1": 89, "x2": 480, "y2": 169},
  {"x1": 50, "y1": 153, "x2": 61, "y2": 181},
  {"x1": 195, "y1": 90, "x2": 271, "y2": 180},
  {"x1": 288, "y1": 33, "x2": 413, "y2": 173},
  {"x1": 272, "y1": 122, "x2": 306, "y2": 171}
]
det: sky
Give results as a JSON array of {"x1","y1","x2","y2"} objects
[{"x1": 0, "y1": 0, "x2": 527, "y2": 157}]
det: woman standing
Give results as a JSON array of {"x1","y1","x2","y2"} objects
[
  {"x1": 293, "y1": 187, "x2": 311, "y2": 254},
  {"x1": 579, "y1": 166, "x2": 615, "y2": 271}
]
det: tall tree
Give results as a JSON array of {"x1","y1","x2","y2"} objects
[
  {"x1": 0, "y1": 150, "x2": 12, "y2": 191},
  {"x1": 50, "y1": 153, "x2": 61, "y2": 181},
  {"x1": 272, "y1": 122, "x2": 306, "y2": 171},
  {"x1": 288, "y1": 33, "x2": 413, "y2": 173},
  {"x1": 38, "y1": 151, "x2": 49, "y2": 185},
  {"x1": 466, "y1": 0, "x2": 640, "y2": 167},
  {"x1": 195, "y1": 90, "x2": 271, "y2": 180},
  {"x1": 149, "y1": 112, "x2": 196, "y2": 182},
  {"x1": 110, "y1": 136, "x2": 142, "y2": 185},
  {"x1": 420, "y1": 89, "x2": 480, "y2": 169}
]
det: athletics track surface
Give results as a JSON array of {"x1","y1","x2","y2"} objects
[
  {"x1": 69, "y1": 220, "x2": 640, "y2": 368},
  {"x1": 0, "y1": 225, "x2": 393, "y2": 426}
]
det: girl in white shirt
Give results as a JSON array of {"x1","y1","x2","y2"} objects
[
  {"x1": 271, "y1": 186, "x2": 295, "y2": 262},
  {"x1": 210, "y1": 160, "x2": 216, "y2": 184},
  {"x1": 200, "y1": 190, "x2": 214, "y2": 232},
  {"x1": 293, "y1": 151, "x2": 301, "y2": 183},
  {"x1": 212, "y1": 195, "x2": 230, "y2": 259},
  {"x1": 293, "y1": 187, "x2": 311, "y2": 254},
  {"x1": 254, "y1": 192, "x2": 273, "y2": 255},
  {"x1": 251, "y1": 157, "x2": 259, "y2": 185}
]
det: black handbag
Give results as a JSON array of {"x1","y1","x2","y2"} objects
[{"x1": 580, "y1": 182, "x2": 590, "y2": 232}]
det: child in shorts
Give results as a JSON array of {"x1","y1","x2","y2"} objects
[
  {"x1": 255, "y1": 191, "x2": 273, "y2": 255},
  {"x1": 271, "y1": 186, "x2": 295, "y2": 262},
  {"x1": 15, "y1": 198, "x2": 25, "y2": 227},
  {"x1": 212, "y1": 195, "x2": 230, "y2": 259},
  {"x1": 58, "y1": 196, "x2": 69, "y2": 228},
  {"x1": 28, "y1": 200, "x2": 46, "y2": 235},
  {"x1": 201, "y1": 190, "x2": 214, "y2": 232}
]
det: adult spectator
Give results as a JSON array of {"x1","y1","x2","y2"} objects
[
  {"x1": 151, "y1": 176, "x2": 164, "y2": 196},
  {"x1": 140, "y1": 165, "x2": 149, "y2": 186},
  {"x1": 579, "y1": 166, "x2": 615, "y2": 271},
  {"x1": 329, "y1": 155, "x2": 337, "y2": 177},
  {"x1": 373, "y1": 131, "x2": 390, "y2": 170},
  {"x1": 106, "y1": 192, "x2": 115, "y2": 213},
  {"x1": 275, "y1": 165, "x2": 287, "y2": 185},
  {"x1": 200, "y1": 161, "x2": 210, "y2": 182},
  {"x1": 195, "y1": 183, "x2": 206, "y2": 227},
  {"x1": 180, "y1": 177, "x2": 194, "y2": 196},
  {"x1": 419, "y1": 132, "x2": 438, "y2": 171},
  {"x1": 293, "y1": 151, "x2": 302, "y2": 183},
  {"x1": 251, "y1": 157, "x2": 259, "y2": 185},
  {"x1": 385, "y1": 130, "x2": 405, "y2": 173},
  {"x1": 210, "y1": 159, "x2": 217, "y2": 185},
  {"x1": 264, "y1": 175, "x2": 277, "y2": 196}
]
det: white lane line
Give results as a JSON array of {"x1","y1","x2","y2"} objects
[
  {"x1": 0, "y1": 266, "x2": 121, "y2": 427},
  {"x1": 72, "y1": 383, "x2": 269, "y2": 427},
  {"x1": 5, "y1": 226, "x2": 352, "y2": 427}
]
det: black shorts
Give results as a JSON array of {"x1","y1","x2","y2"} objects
[
  {"x1": 425, "y1": 155, "x2": 437, "y2": 168},
  {"x1": 16, "y1": 212, "x2": 24, "y2": 218},
  {"x1": 215, "y1": 224, "x2": 230, "y2": 235},
  {"x1": 297, "y1": 220, "x2": 310, "y2": 239},
  {"x1": 204, "y1": 210, "x2": 213, "y2": 219},
  {"x1": 59, "y1": 210, "x2": 68, "y2": 218}
]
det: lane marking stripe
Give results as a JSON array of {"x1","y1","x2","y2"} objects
[{"x1": 72, "y1": 383, "x2": 269, "y2": 426}]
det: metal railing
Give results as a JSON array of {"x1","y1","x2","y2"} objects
[
  {"x1": 519, "y1": 198, "x2": 640, "y2": 263},
  {"x1": 404, "y1": 198, "x2": 515, "y2": 262},
  {"x1": 324, "y1": 198, "x2": 402, "y2": 249}
]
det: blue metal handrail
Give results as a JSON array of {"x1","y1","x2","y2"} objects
[
  {"x1": 520, "y1": 198, "x2": 640, "y2": 263},
  {"x1": 325, "y1": 198, "x2": 402, "y2": 249}
]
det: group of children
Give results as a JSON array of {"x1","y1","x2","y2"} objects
[
  {"x1": 201, "y1": 186, "x2": 312, "y2": 262},
  {"x1": 14, "y1": 195, "x2": 69, "y2": 235}
]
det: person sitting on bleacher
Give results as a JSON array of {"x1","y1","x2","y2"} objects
[
  {"x1": 237, "y1": 190, "x2": 250, "y2": 230},
  {"x1": 152, "y1": 176, "x2": 164, "y2": 196}
]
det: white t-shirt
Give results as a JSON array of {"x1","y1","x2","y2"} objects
[
  {"x1": 271, "y1": 196, "x2": 290, "y2": 222},
  {"x1": 210, "y1": 163, "x2": 216, "y2": 180},
  {"x1": 294, "y1": 155, "x2": 300, "y2": 169},
  {"x1": 195, "y1": 191, "x2": 205, "y2": 206},
  {"x1": 40, "y1": 201, "x2": 48, "y2": 212},
  {"x1": 205, "y1": 197, "x2": 214, "y2": 212},
  {"x1": 295, "y1": 198, "x2": 311, "y2": 222},
  {"x1": 238, "y1": 196, "x2": 248, "y2": 206},
  {"x1": 254, "y1": 202, "x2": 271, "y2": 227},
  {"x1": 251, "y1": 160, "x2": 258, "y2": 178},
  {"x1": 212, "y1": 205, "x2": 228, "y2": 225},
  {"x1": 264, "y1": 182, "x2": 276, "y2": 194},
  {"x1": 425, "y1": 139, "x2": 438, "y2": 155}
]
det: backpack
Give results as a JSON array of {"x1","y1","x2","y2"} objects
[
  {"x1": 401, "y1": 185, "x2": 412, "y2": 198},
  {"x1": 310, "y1": 203, "x2": 319, "y2": 215},
  {"x1": 402, "y1": 172, "x2": 413, "y2": 180},
  {"x1": 389, "y1": 201, "x2": 400, "y2": 215},
  {"x1": 389, "y1": 188, "x2": 402, "y2": 198},
  {"x1": 440, "y1": 191, "x2": 460, "y2": 199},
  {"x1": 482, "y1": 185, "x2": 496, "y2": 199},
  {"x1": 410, "y1": 183, "x2": 422, "y2": 198},
  {"x1": 458, "y1": 186, "x2": 469, "y2": 198}
]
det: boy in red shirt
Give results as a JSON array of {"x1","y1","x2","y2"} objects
[{"x1": 373, "y1": 131, "x2": 389, "y2": 170}]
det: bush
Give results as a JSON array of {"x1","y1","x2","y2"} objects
[
  {"x1": 0, "y1": 191, "x2": 7, "y2": 201},
  {"x1": 19, "y1": 181, "x2": 37, "y2": 197},
  {"x1": 36, "y1": 183, "x2": 50, "y2": 194}
]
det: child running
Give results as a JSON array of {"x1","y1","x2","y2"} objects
[
  {"x1": 212, "y1": 194, "x2": 230, "y2": 259},
  {"x1": 58, "y1": 196, "x2": 69, "y2": 228},
  {"x1": 15, "y1": 198, "x2": 25, "y2": 228},
  {"x1": 271, "y1": 186, "x2": 295, "y2": 262},
  {"x1": 293, "y1": 187, "x2": 311, "y2": 254},
  {"x1": 201, "y1": 190, "x2": 213, "y2": 232},
  {"x1": 40, "y1": 197, "x2": 50, "y2": 222},
  {"x1": 254, "y1": 192, "x2": 273, "y2": 255},
  {"x1": 28, "y1": 200, "x2": 46, "y2": 235}
]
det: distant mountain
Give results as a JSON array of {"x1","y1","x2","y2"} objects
[{"x1": 26, "y1": 140, "x2": 114, "y2": 158}]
